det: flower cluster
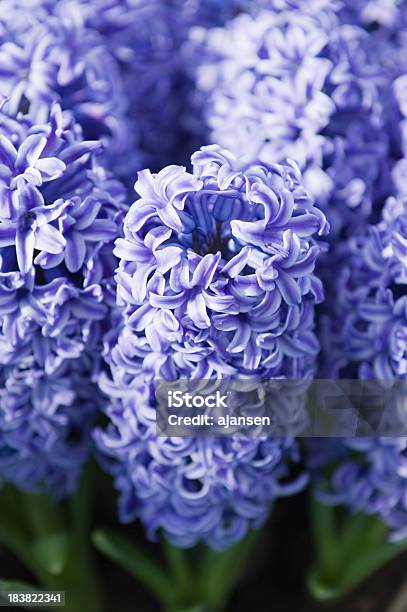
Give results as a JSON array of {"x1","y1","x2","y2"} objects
[
  {"x1": 73, "y1": 0, "x2": 243, "y2": 171},
  {"x1": 112, "y1": 145, "x2": 328, "y2": 380},
  {"x1": 340, "y1": 0, "x2": 407, "y2": 31},
  {"x1": 0, "y1": 355, "x2": 97, "y2": 497},
  {"x1": 0, "y1": 0, "x2": 406, "y2": 553},
  {"x1": 191, "y1": 5, "x2": 397, "y2": 228},
  {"x1": 0, "y1": 102, "x2": 125, "y2": 496},
  {"x1": 94, "y1": 145, "x2": 326, "y2": 547},
  {"x1": 309, "y1": 436, "x2": 407, "y2": 542},
  {"x1": 75, "y1": 0, "x2": 184, "y2": 168},
  {"x1": 95, "y1": 380, "x2": 308, "y2": 549},
  {"x1": 320, "y1": 194, "x2": 406, "y2": 379},
  {"x1": 308, "y1": 185, "x2": 407, "y2": 539},
  {"x1": 0, "y1": 0, "x2": 136, "y2": 177}
]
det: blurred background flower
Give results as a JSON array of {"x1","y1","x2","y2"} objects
[{"x1": 0, "y1": 101, "x2": 125, "y2": 496}]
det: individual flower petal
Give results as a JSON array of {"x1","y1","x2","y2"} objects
[
  {"x1": 65, "y1": 231, "x2": 87, "y2": 273},
  {"x1": 16, "y1": 226, "x2": 35, "y2": 273},
  {"x1": 35, "y1": 158, "x2": 66, "y2": 182},
  {"x1": 35, "y1": 224, "x2": 66, "y2": 255},
  {"x1": 15, "y1": 134, "x2": 47, "y2": 172}
]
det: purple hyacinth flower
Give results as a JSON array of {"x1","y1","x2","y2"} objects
[
  {"x1": 320, "y1": 193, "x2": 406, "y2": 379},
  {"x1": 307, "y1": 173, "x2": 407, "y2": 540},
  {"x1": 71, "y1": 0, "x2": 246, "y2": 170},
  {"x1": 0, "y1": 101, "x2": 126, "y2": 497},
  {"x1": 112, "y1": 145, "x2": 328, "y2": 381},
  {"x1": 95, "y1": 144, "x2": 327, "y2": 549},
  {"x1": 0, "y1": 0, "x2": 139, "y2": 179},
  {"x1": 95, "y1": 381, "x2": 309, "y2": 550},
  {"x1": 0, "y1": 354, "x2": 101, "y2": 497},
  {"x1": 0, "y1": 103, "x2": 124, "y2": 278},
  {"x1": 190, "y1": 5, "x2": 398, "y2": 231}
]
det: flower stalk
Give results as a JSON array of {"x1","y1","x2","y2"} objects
[
  {"x1": 0, "y1": 467, "x2": 102, "y2": 612},
  {"x1": 308, "y1": 497, "x2": 407, "y2": 602},
  {"x1": 93, "y1": 527, "x2": 259, "y2": 612}
]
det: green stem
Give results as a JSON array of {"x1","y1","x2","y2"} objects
[
  {"x1": 93, "y1": 529, "x2": 174, "y2": 606},
  {"x1": 62, "y1": 465, "x2": 103, "y2": 612},
  {"x1": 197, "y1": 530, "x2": 258, "y2": 611},
  {"x1": 94, "y1": 526, "x2": 259, "y2": 612},
  {"x1": 0, "y1": 466, "x2": 103, "y2": 612},
  {"x1": 308, "y1": 496, "x2": 407, "y2": 603},
  {"x1": 163, "y1": 538, "x2": 192, "y2": 600}
]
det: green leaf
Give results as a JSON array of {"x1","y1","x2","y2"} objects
[
  {"x1": 29, "y1": 532, "x2": 69, "y2": 575},
  {"x1": 309, "y1": 497, "x2": 338, "y2": 579},
  {"x1": 163, "y1": 539, "x2": 192, "y2": 599},
  {"x1": 308, "y1": 498, "x2": 407, "y2": 602},
  {"x1": 93, "y1": 529, "x2": 173, "y2": 604},
  {"x1": 337, "y1": 535, "x2": 407, "y2": 595},
  {"x1": 0, "y1": 518, "x2": 47, "y2": 583},
  {"x1": 307, "y1": 571, "x2": 343, "y2": 602},
  {"x1": 0, "y1": 487, "x2": 31, "y2": 539},
  {"x1": 24, "y1": 494, "x2": 65, "y2": 540},
  {"x1": 198, "y1": 530, "x2": 258, "y2": 610},
  {"x1": 0, "y1": 483, "x2": 103, "y2": 612}
]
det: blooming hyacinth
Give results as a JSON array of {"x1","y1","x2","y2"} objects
[
  {"x1": 95, "y1": 145, "x2": 327, "y2": 548},
  {"x1": 71, "y1": 0, "x2": 197, "y2": 169},
  {"x1": 0, "y1": 102, "x2": 126, "y2": 496},
  {"x1": 308, "y1": 190, "x2": 407, "y2": 540},
  {"x1": 113, "y1": 145, "x2": 328, "y2": 380},
  {"x1": 72, "y1": 0, "x2": 249, "y2": 170},
  {"x1": 191, "y1": 6, "x2": 396, "y2": 228},
  {"x1": 0, "y1": 355, "x2": 97, "y2": 496},
  {"x1": 320, "y1": 194, "x2": 406, "y2": 379},
  {"x1": 392, "y1": 71, "x2": 407, "y2": 184},
  {"x1": 95, "y1": 380, "x2": 309, "y2": 549},
  {"x1": 311, "y1": 437, "x2": 407, "y2": 542},
  {"x1": 0, "y1": 0, "x2": 137, "y2": 178}
]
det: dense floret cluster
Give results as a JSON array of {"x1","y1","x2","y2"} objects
[
  {"x1": 0, "y1": 0, "x2": 406, "y2": 552},
  {"x1": 309, "y1": 185, "x2": 407, "y2": 539},
  {"x1": 312, "y1": 437, "x2": 407, "y2": 542},
  {"x1": 73, "y1": 0, "x2": 244, "y2": 170},
  {"x1": 95, "y1": 379, "x2": 308, "y2": 549},
  {"x1": 0, "y1": 102, "x2": 125, "y2": 495},
  {"x1": 0, "y1": 0, "x2": 137, "y2": 177},
  {"x1": 320, "y1": 195, "x2": 407, "y2": 379},
  {"x1": 0, "y1": 355, "x2": 97, "y2": 496},
  {"x1": 340, "y1": 0, "x2": 407, "y2": 31},
  {"x1": 191, "y1": 5, "x2": 399, "y2": 228},
  {"x1": 94, "y1": 145, "x2": 326, "y2": 547},
  {"x1": 112, "y1": 145, "x2": 328, "y2": 380}
]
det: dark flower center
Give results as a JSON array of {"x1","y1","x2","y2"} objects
[{"x1": 20, "y1": 211, "x2": 36, "y2": 231}]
